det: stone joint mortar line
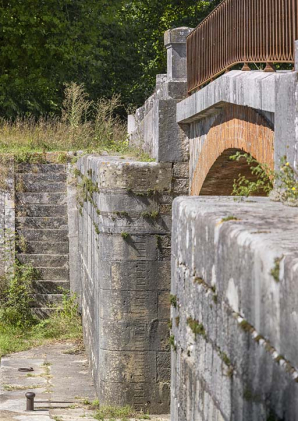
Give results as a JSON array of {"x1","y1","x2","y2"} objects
[{"x1": 179, "y1": 263, "x2": 298, "y2": 382}]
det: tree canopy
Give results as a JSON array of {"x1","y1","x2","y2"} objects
[{"x1": 0, "y1": 0, "x2": 220, "y2": 117}]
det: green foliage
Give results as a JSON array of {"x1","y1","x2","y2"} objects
[
  {"x1": 0, "y1": 84, "x2": 127, "y2": 153},
  {"x1": 277, "y1": 159, "x2": 298, "y2": 201},
  {"x1": 93, "y1": 405, "x2": 150, "y2": 420},
  {"x1": 270, "y1": 257, "x2": 283, "y2": 282},
  {"x1": 0, "y1": 262, "x2": 39, "y2": 328},
  {"x1": 221, "y1": 215, "x2": 239, "y2": 222},
  {"x1": 219, "y1": 351, "x2": 231, "y2": 366},
  {"x1": 187, "y1": 317, "x2": 206, "y2": 339},
  {"x1": 170, "y1": 294, "x2": 177, "y2": 308},
  {"x1": 121, "y1": 231, "x2": 130, "y2": 239},
  {"x1": 0, "y1": 83, "x2": 158, "y2": 162},
  {"x1": 120, "y1": 0, "x2": 221, "y2": 106},
  {"x1": 32, "y1": 290, "x2": 82, "y2": 340},
  {"x1": 169, "y1": 334, "x2": 176, "y2": 351},
  {"x1": 0, "y1": 277, "x2": 82, "y2": 357},
  {"x1": 230, "y1": 152, "x2": 274, "y2": 197},
  {"x1": 0, "y1": 0, "x2": 124, "y2": 117},
  {"x1": 141, "y1": 210, "x2": 159, "y2": 219},
  {"x1": 230, "y1": 152, "x2": 298, "y2": 201},
  {"x1": 0, "y1": 0, "x2": 220, "y2": 117}
]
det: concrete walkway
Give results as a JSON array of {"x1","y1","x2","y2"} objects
[
  {"x1": 0, "y1": 341, "x2": 170, "y2": 421},
  {"x1": 0, "y1": 341, "x2": 97, "y2": 421}
]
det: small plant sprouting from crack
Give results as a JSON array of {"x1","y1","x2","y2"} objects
[
  {"x1": 93, "y1": 223, "x2": 100, "y2": 235},
  {"x1": 221, "y1": 215, "x2": 239, "y2": 222},
  {"x1": 194, "y1": 277, "x2": 204, "y2": 284},
  {"x1": 170, "y1": 294, "x2": 177, "y2": 308},
  {"x1": 169, "y1": 335, "x2": 177, "y2": 351},
  {"x1": 220, "y1": 351, "x2": 231, "y2": 366},
  {"x1": 270, "y1": 256, "x2": 283, "y2": 282},
  {"x1": 141, "y1": 210, "x2": 159, "y2": 219},
  {"x1": 115, "y1": 211, "x2": 129, "y2": 217},
  {"x1": 121, "y1": 232, "x2": 130, "y2": 239},
  {"x1": 187, "y1": 317, "x2": 206, "y2": 339},
  {"x1": 239, "y1": 319, "x2": 253, "y2": 333},
  {"x1": 175, "y1": 316, "x2": 180, "y2": 327}
]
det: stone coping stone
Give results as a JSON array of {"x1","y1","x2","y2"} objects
[
  {"x1": 176, "y1": 70, "x2": 292, "y2": 123},
  {"x1": 172, "y1": 196, "x2": 298, "y2": 368}
]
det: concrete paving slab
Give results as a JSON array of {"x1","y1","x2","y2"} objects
[
  {"x1": 0, "y1": 341, "x2": 96, "y2": 421},
  {"x1": 0, "y1": 341, "x2": 170, "y2": 421}
]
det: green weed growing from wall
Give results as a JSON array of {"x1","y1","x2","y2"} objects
[{"x1": 230, "y1": 152, "x2": 298, "y2": 203}]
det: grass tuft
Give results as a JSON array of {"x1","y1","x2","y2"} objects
[{"x1": 93, "y1": 405, "x2": 150, "y2": 420}]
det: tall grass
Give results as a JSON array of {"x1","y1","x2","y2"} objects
[{"x1": 0, "y1": 83, "x2": 128, "y2": 154}]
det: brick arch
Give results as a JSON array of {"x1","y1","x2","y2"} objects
[{"x1": 191, "y1": 104, "x2": 274, "y2": 196}]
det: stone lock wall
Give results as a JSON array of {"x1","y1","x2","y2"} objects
[
  {"x1": 171, "y1": 197, "x2": 298, "y2": 421},
  {"x1": 76, "y1": 155, "x2": 175, "y2": 413}
]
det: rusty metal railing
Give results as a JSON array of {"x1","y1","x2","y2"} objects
[{"x1": 187, "y1": 0, "x2": 298, "y2": 93}]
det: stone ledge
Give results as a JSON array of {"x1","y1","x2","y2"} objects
[
  {"x1": 176, "y1": 70, "x2": 293, "y2": 123},
  {"x1": 172, "y1": 196, "x2": 298, "y2": 369}
]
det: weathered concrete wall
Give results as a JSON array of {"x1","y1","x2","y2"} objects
[
  {"x1": 171, "y1": 196, "x2": 298, "y2": 421},
  {"x1": 76, "y1": 155, "x2": 175, "y2": 413},
  {"x1": 0, "y1": 157, "x2": 15, "y2": 277},
  {"x1": 128, "y1": 27, "x2": 192, "y2": 163}
]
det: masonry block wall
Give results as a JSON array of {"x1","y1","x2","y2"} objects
[
  {"x1": 171, "y1": 197, "x2": 298, "y2": 421},
  {"x1": 128, "y1": 27, "x2": 192, "y2": 164},
  {"x1": 0, "y1": 153, "x2": 71, "y2": 315},
  {"x1": 76, "y1": 155, "x2": 176, "y2": 413}
]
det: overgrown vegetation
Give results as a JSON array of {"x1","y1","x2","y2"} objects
[
  {"x1": 93, "y1": 405, "x2": 150, "y2": 420},
  {"x1": 0, "y1": 262, "x2": 39, "y2": 328},
  {"x1": 0, "y1": 83, "x2": 156, "y2": 162},
  {"x1": 0, "y1": 84, "x2": 125, "y2": 154},
  {"x1": 230, "y1": 152, "x2": 298, "y2": 203},
  {"x1": 0, "y1": 0, "x2": 221, "y2": 118},
  {"x1": 0, "y1": 253, "x2": 82, "y2": 357}
]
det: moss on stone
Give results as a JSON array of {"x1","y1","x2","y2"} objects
[
  {"x1": 221, "y1": 215, "x2": 239, "y2": 222},
  {"x1": 270, "y1": 257, "x2": 283, "y2": 282},
  {"x1": 194, "y1": 277, "x2": 204, "y2": 284},
  {"x1": 187, "y1": 317, "x2": 206, "y2": 339},
  {"x1": 169, "y1": 335, "x2": 176, "y2": 351},
  {"x1": 170, "y1": 294, "x2": 177, "y2": 308}
]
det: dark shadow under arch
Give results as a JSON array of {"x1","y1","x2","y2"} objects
[{"x1": 200, "y1": 148, "x2": 267, "y2": 196}]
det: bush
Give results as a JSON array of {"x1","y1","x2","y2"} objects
[
  {"x1": 33, "y1": 290, "x2": 82, "y2": 340},
  {"x1": 0, "y1": 262, "x2": 39, "y2": 328}
]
